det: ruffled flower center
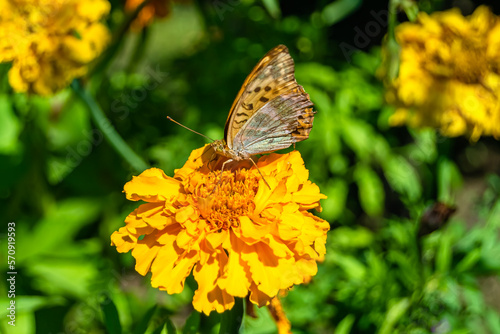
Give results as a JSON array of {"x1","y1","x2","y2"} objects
[{"x1": 193, "y1": 169, "x2": 260, "y2": 232}]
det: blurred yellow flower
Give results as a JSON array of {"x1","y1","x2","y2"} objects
[
  {"x1": 111, "y1": 145, "x2": 329, "y2": 315},
  {"x1": 384, "y1": 6, "x2": 500, "y2": 141},
  {"x1": 0, "y1": 0, "x2": 111, "y2": 95}
]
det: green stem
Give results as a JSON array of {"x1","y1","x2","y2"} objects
[
  {"x1": 385, "y1": 0, "x2": 401, "y2": 81},
  {"x1": 219, "y1": 298, "x2": 244, "y2": 334},
  {"x1": 71, "y1": 80, "x2": 149, "y2": 172}
]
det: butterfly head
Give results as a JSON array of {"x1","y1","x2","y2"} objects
[
  {"x1": 211, "y1": 139, "x2": 244, "y2": 161},
  {"x1": 211, "y1": 139, "x2": 226, "y2": 153}
]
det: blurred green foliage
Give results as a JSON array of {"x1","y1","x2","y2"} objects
[{"x1": 1, "y1": 0, "x2": 500, "y2": 333}]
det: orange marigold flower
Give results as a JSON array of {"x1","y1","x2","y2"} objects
[
  {"x1": 383, "y1": 6, "x2": 500, "y2": 140},
  {"x1": 0, "y1": 0, "x2": 110, "y2": 95},
  {"x1": 111, "y1": 145, "x2": 329, "y2": 315}
]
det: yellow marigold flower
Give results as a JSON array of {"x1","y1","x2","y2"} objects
[
  {"x1": 111, "y1": 145, "x2": 329, "y2": 315},
  {"x1": 384, "y1": 6, "x2": 500, "y2": 140},
  {"x1": 0, "y1": 0, "x2": 111, "y2": 95}
]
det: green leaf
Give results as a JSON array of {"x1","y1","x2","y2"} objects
[
  {"x1": 133, "y1": 305, "x2": 157, "y2": 334},
  {"x1": 183, "y1": 310, "x2": 200, "y2": 334},
  {"x1": 328, "y1": 154, "x2": 348, "y2": 174},
  {"x1": 47, "y1": 94, "x2": 90, "y2": 150},
  {"x1": 16, "y1": 198, "x2": 101, "y2": 263},
  {"x1": 341, "y1": 118, "x2": 377, "y2": 161},
  {"x1": 321, "y1": 178, "x2": 349, "y2": 221},
  {"x1": 354, "y1": 164, "x2": 385, "y2": 216},
  {"x1": 486, "y1": 198, "x2": 500, "y2": 228},
  {"x1": 462, "y1": 285, "x2": 485, "y2": 314},
  {"x1": 329, "y1": 226, "x2": 374, "y2": 249},
  {"x1": 261, "y1": 0, "x2": 281, "y2": 19},
  {"x1": 436, "y1": 231, "x2": 452, "y2": 274},
  {"x1": 322, "y1": 0, "x2": 362, "y2": 26},
  {"x1": 406, "y1": 129, "x2": 437, "y2": 164},
  {"x1": 295, "y1": 63, "x2": 338, "y2": 90},
  {"x1": 100, "y1": 296, "x2": 122, "y2": 334},
  {"x1": 331, "y1": 252, "x2": 366, "y2": 280},
  {"x1": 152, "y1": 323, "x2": 165, "y2": 334},
  {"x1": 219, "y1": 298, "x2": 243, "y2": 334},
  {"x1": 437, "y1": 158, "x2": 463, "y2": 204},
  {"x1": 382, "y1": 156, "x2": 421, "y2": 202},
  {"x1": 26, "y1": 258, "x2": 100, "y2": 298},
  {"x1": 165, "y1": 317, "x2": 177, "y2": 334},
  {"x1": 0, "y1": 94, "x2": 22, "y2": 154},
  {"x1": 455, "y1": 248, "x2": 481, "y2": 273},
  {"x1": 0, "y1": 296, "x2": 65, "y2": 317},
  {"x1": 335, "y1": 314, "x2": 355, "y2": 334},
  {"x1": 378, "y1": 298, "x2": 410, "y2": 334},
  {"x1": 485, "y1": 308, "x2": 500, "y2": 333}
]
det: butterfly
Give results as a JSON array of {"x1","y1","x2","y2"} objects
[{"x1": 210, "y1": 45, "x2": 315, "y2": 185}]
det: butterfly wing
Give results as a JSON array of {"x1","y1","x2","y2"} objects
[
  {"x1": 225, "y1": 45, "x2": 309, "y2": 148},
  {"x1": 231, "y1": 91, "x2": 314, "y2": 157}
]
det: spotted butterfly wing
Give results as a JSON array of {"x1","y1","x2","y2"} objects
[{"x1": 219, "y1": 45, "x2": 315, "y2": 159}]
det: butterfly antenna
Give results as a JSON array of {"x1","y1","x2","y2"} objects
[{"x1": 167, "y1": 116, "x2": 215, "y2": 141}]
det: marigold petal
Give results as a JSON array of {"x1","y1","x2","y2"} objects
[
  {"x1": 248, "y1": 283, "x2": 272, "y2": 307},
  {"x1": 238, "y1": 216, "x2": 269, "y2": 244},
  {"x1": 110, "y1": 227, "x2": 136, "y2": 253},
  {"x1": 254, "y1": 180, "x2": 287, "y2": 215},
  {"x1": 294, "y1": 257, "x2": 319, "y2": 278},
  {"x1": 124, "y1": 168, "x2": 182, "y2": 202},
  {"x1": 218, "y1": 237, "x2": 251, "y2": 297},
  {"x1": 292, "y1": 181, "x2": 327, "y2": 209},
  {"x1": 240, "y1": 242, "x2": 299, "y2": 297},
  {"x1": 152, "y1": 248, "x2": 199, "y2": 294},
  {"x1": 132, "y1": 235, "x2": 161, "y2": 276},
  {"x1": 193, "y1": 250, "x2": 235, "y2": 315},
  {"x1": 205, "y1": 229, "x2": 229, "y2": 250},
  {"x1": 137, "y1": 202, "x2": 171, "y2": 228},
  {"x1": 111, "y1": 208, "x2": 156, "y2": 252},
  {"x1": 175, "y1": 205, "x2": 195, "y2": 223}
]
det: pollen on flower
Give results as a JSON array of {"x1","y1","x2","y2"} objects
[
  {"x1": 111, "y1": 145, "x2": 329, "y2": 315},
  {"x1": 195, "y1": 170, "x2": 259, "y2": 232}
]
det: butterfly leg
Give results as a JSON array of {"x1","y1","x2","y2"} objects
[
  {"x1": 211, "y1": 158, "x2": 234, "y2": 195},
  {"x1": 248, "y1": 158, "x2": 271, "y2": 190}
]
